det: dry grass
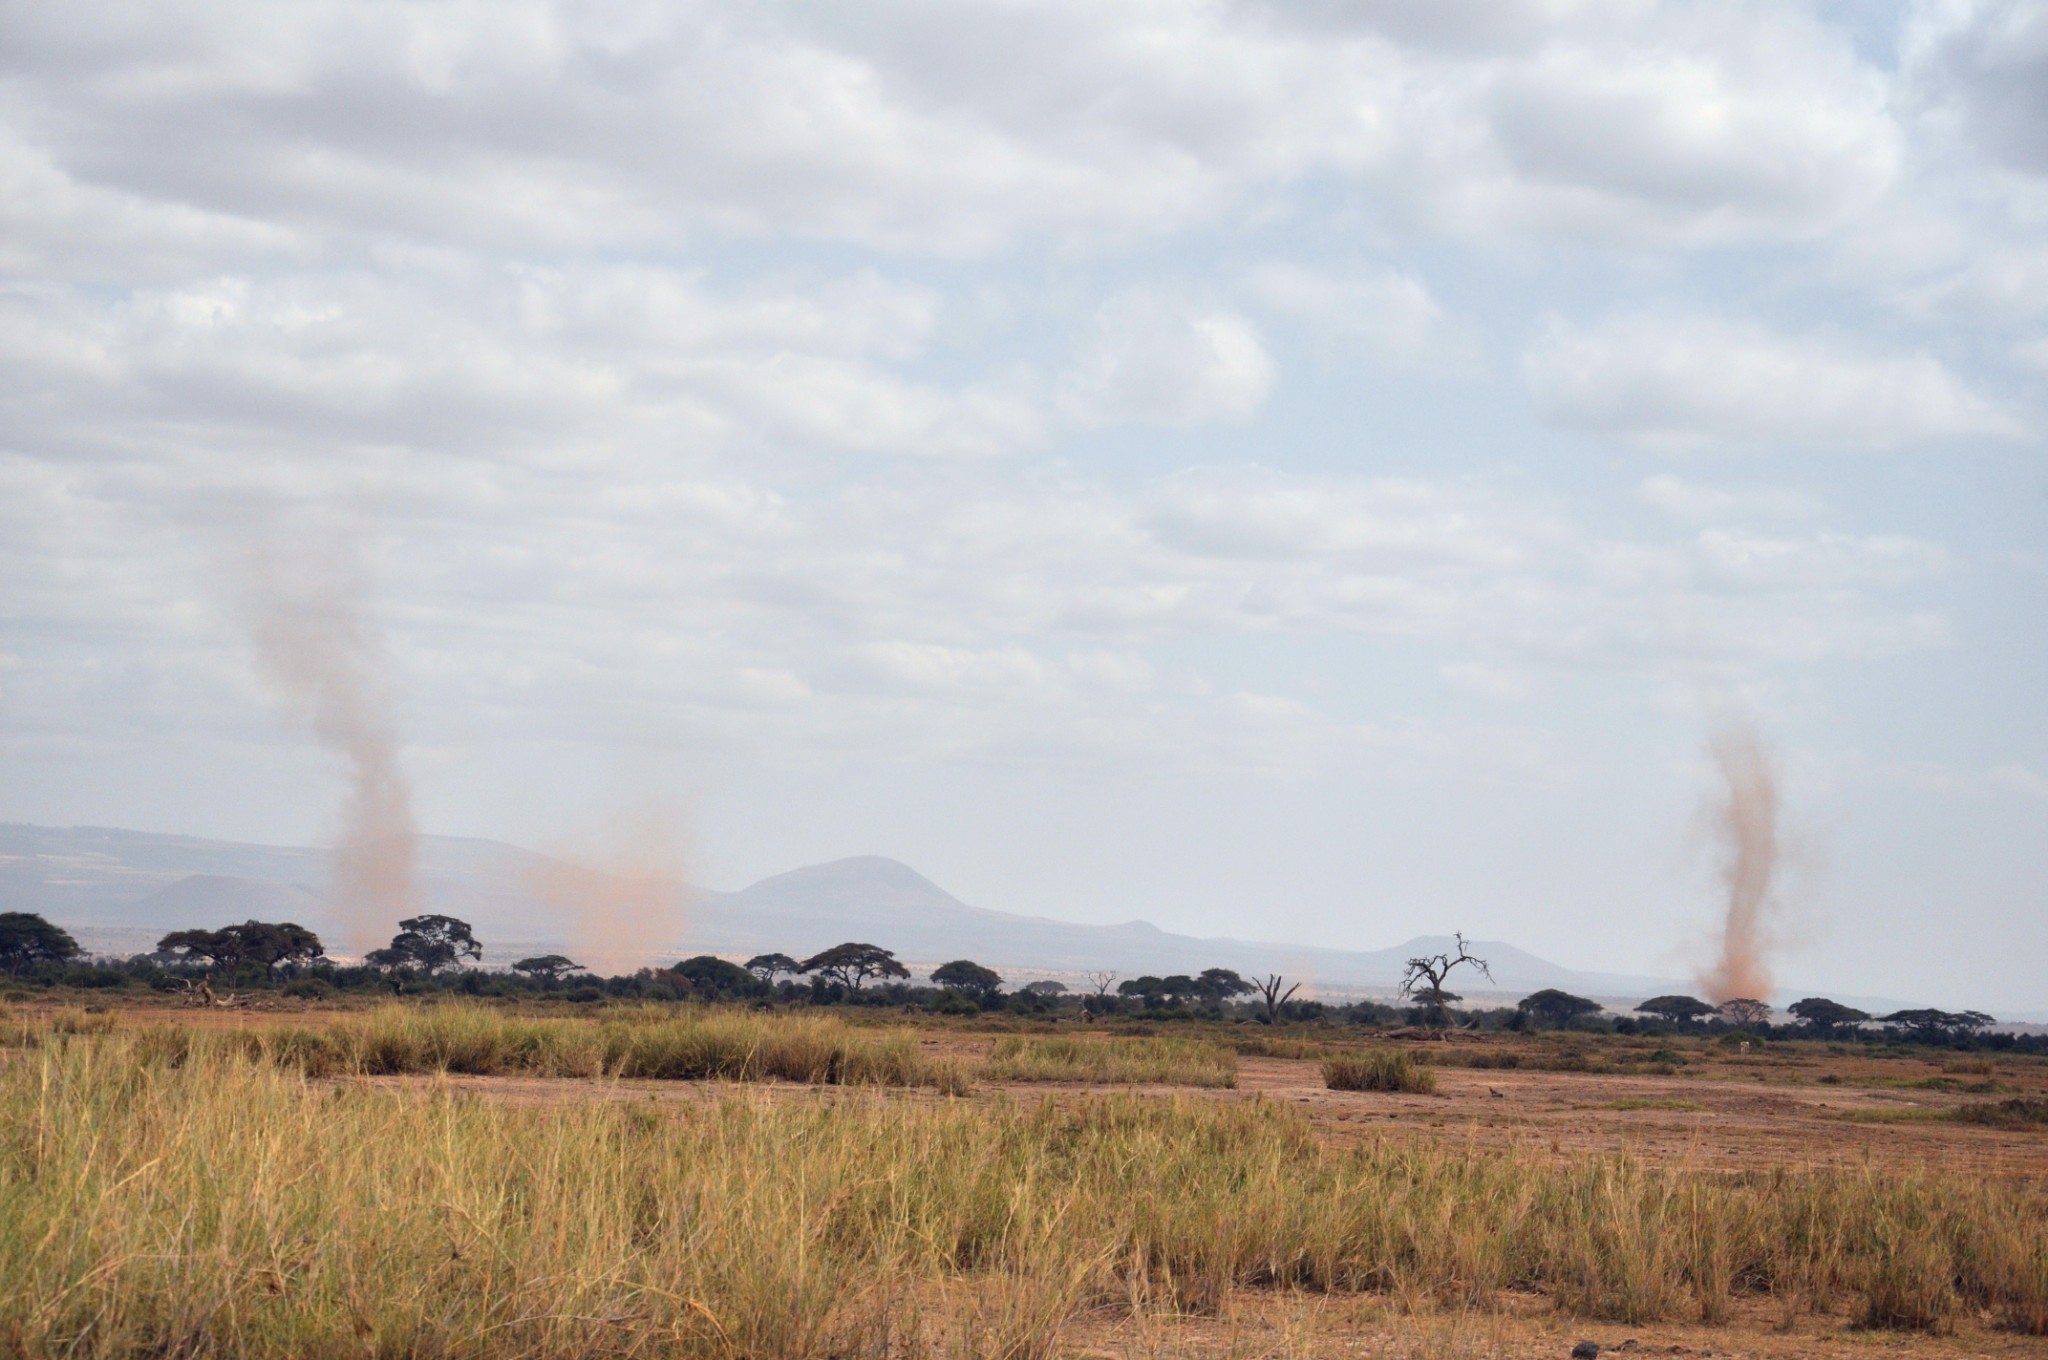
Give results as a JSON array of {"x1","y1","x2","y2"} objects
[
  {"x1": 982, "y1": 1034, "x2": 1238, "y2": 1087},
  {"x1": 2, "y1": 1013, "x2": 2045, "y2": 1357},
  {"x1": 1323, "y1": 1049, "x2": 1436, "y2": 1094},
  {"x1": 133, "y1": 1002, "x2": 969, "y2": 1090},
  {"x1": 1952, "y1": 1097, "x2": 2048, "y2": 1129}
]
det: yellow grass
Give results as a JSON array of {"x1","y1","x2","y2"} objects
[
  {"x1": 123, "y1": 1002, "x2": 970, "y2": 1090},
  {"x1": 1, "y1": 1017, "x2": 2044, "y2": 1357},
  {"x1": 982, "y1": 1034, "x2": 1238, "y2": 1087},
  {"x1": 1323, "y1": 1049, "x2": 1436, "y2": 1094}
]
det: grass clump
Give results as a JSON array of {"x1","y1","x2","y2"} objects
[
  {"x1": 983, "y1": 1034, "x2": 1236, "y2": 1087},
  {"x1": 1605, "y1": 1098, "x2": 1704, "y2": 1112},
  {"x1": 216, "y1": 1003, "x2": 965, "y2": 1090},
  {"x1": 1323, "y1": 1048, "x2": 1436, "y2": 1094},
  {"x1": 1952, "y1": 1097, "x2": 2048, "y2": 1129}
]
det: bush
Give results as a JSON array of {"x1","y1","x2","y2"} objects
[
  {"x1": 282, "y1": 978, "x2": 335, "y2": 1000},
  {"x1": 1323, "y1": 1049, "x2": 1436, "y2": 1094}
]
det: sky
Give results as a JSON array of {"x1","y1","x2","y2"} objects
[{"x1": 0, "y1": 0, "x2": 2043, "y2": 1012}]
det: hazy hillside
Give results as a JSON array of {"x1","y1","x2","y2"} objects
[{"x1": 0, "y1": 822, "x2": 1705, "y2": 998}]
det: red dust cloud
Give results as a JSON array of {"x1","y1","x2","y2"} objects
[
  {"x1": 1694, "y1": 721, "x2": 1782, "y2": 1005},
  {"x1": 526, "y1": 819, "x2": 690, "y2": 976},
  {"x1": 241, "y1": 533, "x2": 422, "y2": 958}
]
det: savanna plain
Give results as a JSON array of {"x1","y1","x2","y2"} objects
[{"x1": 4, "y1": 999, "x2": 2046, "y2": 1360}]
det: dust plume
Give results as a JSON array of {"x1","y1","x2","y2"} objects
[
  {"x1": 1695, "y1": 720, "x2": 1781, "y2": 1004},
  {"x1": 527, "y1": 818, "x2": 690, "y2": 976},
  {"x1": 240, "y1": 531, "x2": 421, "y2": 957}
]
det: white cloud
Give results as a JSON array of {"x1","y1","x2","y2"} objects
[
  {"x1": 0, "y1": 0, "x2": 1915, "y2": 262},
  {"x1": 1990, "y1": 764, "x2": 2048, "y2": 799},
  {"x1": 1637, "y1": 476, "x2": 1822, "y2": 523},
  {"x1": 1526, "y1": 312, "x2": 2021, "y2": 449},
  {"x1": 1440, "y1": 662, "x2": 1533, "y2": 703},
  {"x1": 1246, "y1": 260, "x2": 1474, "y2": 368},
  {"x1": 1062, "y1": 292, "x2": 1274, "y2": 428},
  {"x1": 1902, "y1": 0, "x2": 2048, "y2": 180},
  {"x1": 0, "y1": 266, "x2": 1040, "y2": 463}
]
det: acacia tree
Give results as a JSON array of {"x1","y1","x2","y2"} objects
[
  {"x1": 0, "y1": 912, "x2": 81, "y2": 973},
  {"x1": 1117, "y1": 976, "x2": 1166, "y2": 1006},
  {"x1": 800, "y1": 942, "x2": 908, "y2": 991},
  {"x1": 1197, "y1": 968, "x2": 1252, "y2": 1006},
  {"x1": 511, "y1": 954, "x2": 583, "y2": 983},
  {"x1": 1400, "y1": 934, "x2": 1492, "y2": 1028},
  {"x1": 1518, "y1": 988, "x2": 1601, "y2": 1029},
  {"x1": 744, "y1": 952, "x2": 802, "y2": 983},
  {"x1": 1636, "y1": 995, "x2": 1715, "y2": 1024},
  {"x1": 930, "y1": 959, "x2": 1003, "y2": 1001},
  {"x1": 1253, "y1": 973, "x2": 1301, "y2": 1025},
  {"x1": 367, "y1": 915, "x2": 482, "y2": 974},
  {"x1": 1881, "y1": 1008, "x2": 1994, "y2": 1041},
  {"x1": 1788, "y1": 997, "x2": 1869, "y2": 1034},
  {"x1": 672, "y1": 955, "x2": 759, "y2": 996},
  {"x1": 156, "y1": 922, "x2": 315, "y2": 976},
  {"x1": 1719, "y1": 997, "x2": 1772, "y2": 1028},
  {"x1": 157, "y1": 927, "x2": 236, "y2": 973}
]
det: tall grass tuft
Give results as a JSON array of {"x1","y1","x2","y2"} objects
[
  {"x1": 1323, "y1": 1048, "x2": 1436, "y2": 1094},
  {"x1": 983, "y1": 1035, "x2": 1237, "y2": 1087},
  {"x1": 193, "y1": 1003, "x2": 966, "y2": 1089}
]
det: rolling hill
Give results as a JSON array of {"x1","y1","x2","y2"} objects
[{"x1": 0, "y1": 821, "x2": 1685, "y2": 999}]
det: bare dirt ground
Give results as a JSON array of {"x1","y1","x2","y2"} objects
[{"x1": 1060, "y1": 1292, "x2": 2048, "y2": 1359}]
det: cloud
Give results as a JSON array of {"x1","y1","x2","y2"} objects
[
  {"x1": 1637, "y1": 476, "x2": 1823, "y2": 523},
  {"x1": 1990, "y1": 764, "x2": 2048, "y2": 799},
  {"x1": 1062, "y1": 292, "x2": 1274, "y2": 428},
  {"x1": 1526, "y1": 312, "x2": 2021, "y2": 449},
  {"x1": 1440, "y1": 662, "x2": 1533, "y2": 703},
  {"x1": 1903, "y1": 0, "x2": 2048, "y2": 179},
  {"x1": 0, "y1": 0, "x2": 1915, "y2": 262},
  {"x1": 0, "y1": 264, "x2": 1041, "y2": 463},
  {"x1": 1245, "y1": 260, "x2": 1474, "y2": 368}
]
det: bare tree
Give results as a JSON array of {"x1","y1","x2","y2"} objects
[
  {"x1": 1084, "y1": 970, "x2": 1118, "y2": 996},
  {"x1": 1253, "y1": 973, "x2": 1301, "y2": 1025},
  {"x1": 1399, "y1": 933, "x2": 1492, "y2": 1029}
]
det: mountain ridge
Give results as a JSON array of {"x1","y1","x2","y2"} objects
[{"x1": 0, "y1": 821, "x2": 1884, "y2": 1006}]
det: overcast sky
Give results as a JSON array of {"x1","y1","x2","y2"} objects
[{"x1": 2, "y1": 0, "x2": 2043, "y2": 1011}]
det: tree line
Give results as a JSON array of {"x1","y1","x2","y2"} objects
[{"x1": 0, "y1": 909, "x2": 2028, "y2": 1050}]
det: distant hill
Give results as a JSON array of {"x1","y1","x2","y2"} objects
[{"x1": 0, "y1": 821, "x2": 1721, "y2": 1002}]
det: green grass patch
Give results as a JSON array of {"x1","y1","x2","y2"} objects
[{"x1": 1603, "y1": 1098, "x2": 1705, "y2": 1112}]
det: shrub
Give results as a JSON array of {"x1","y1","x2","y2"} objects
[{"x1": 1323, "y1": 1049, "x2": 1436, "y2": 1094}]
